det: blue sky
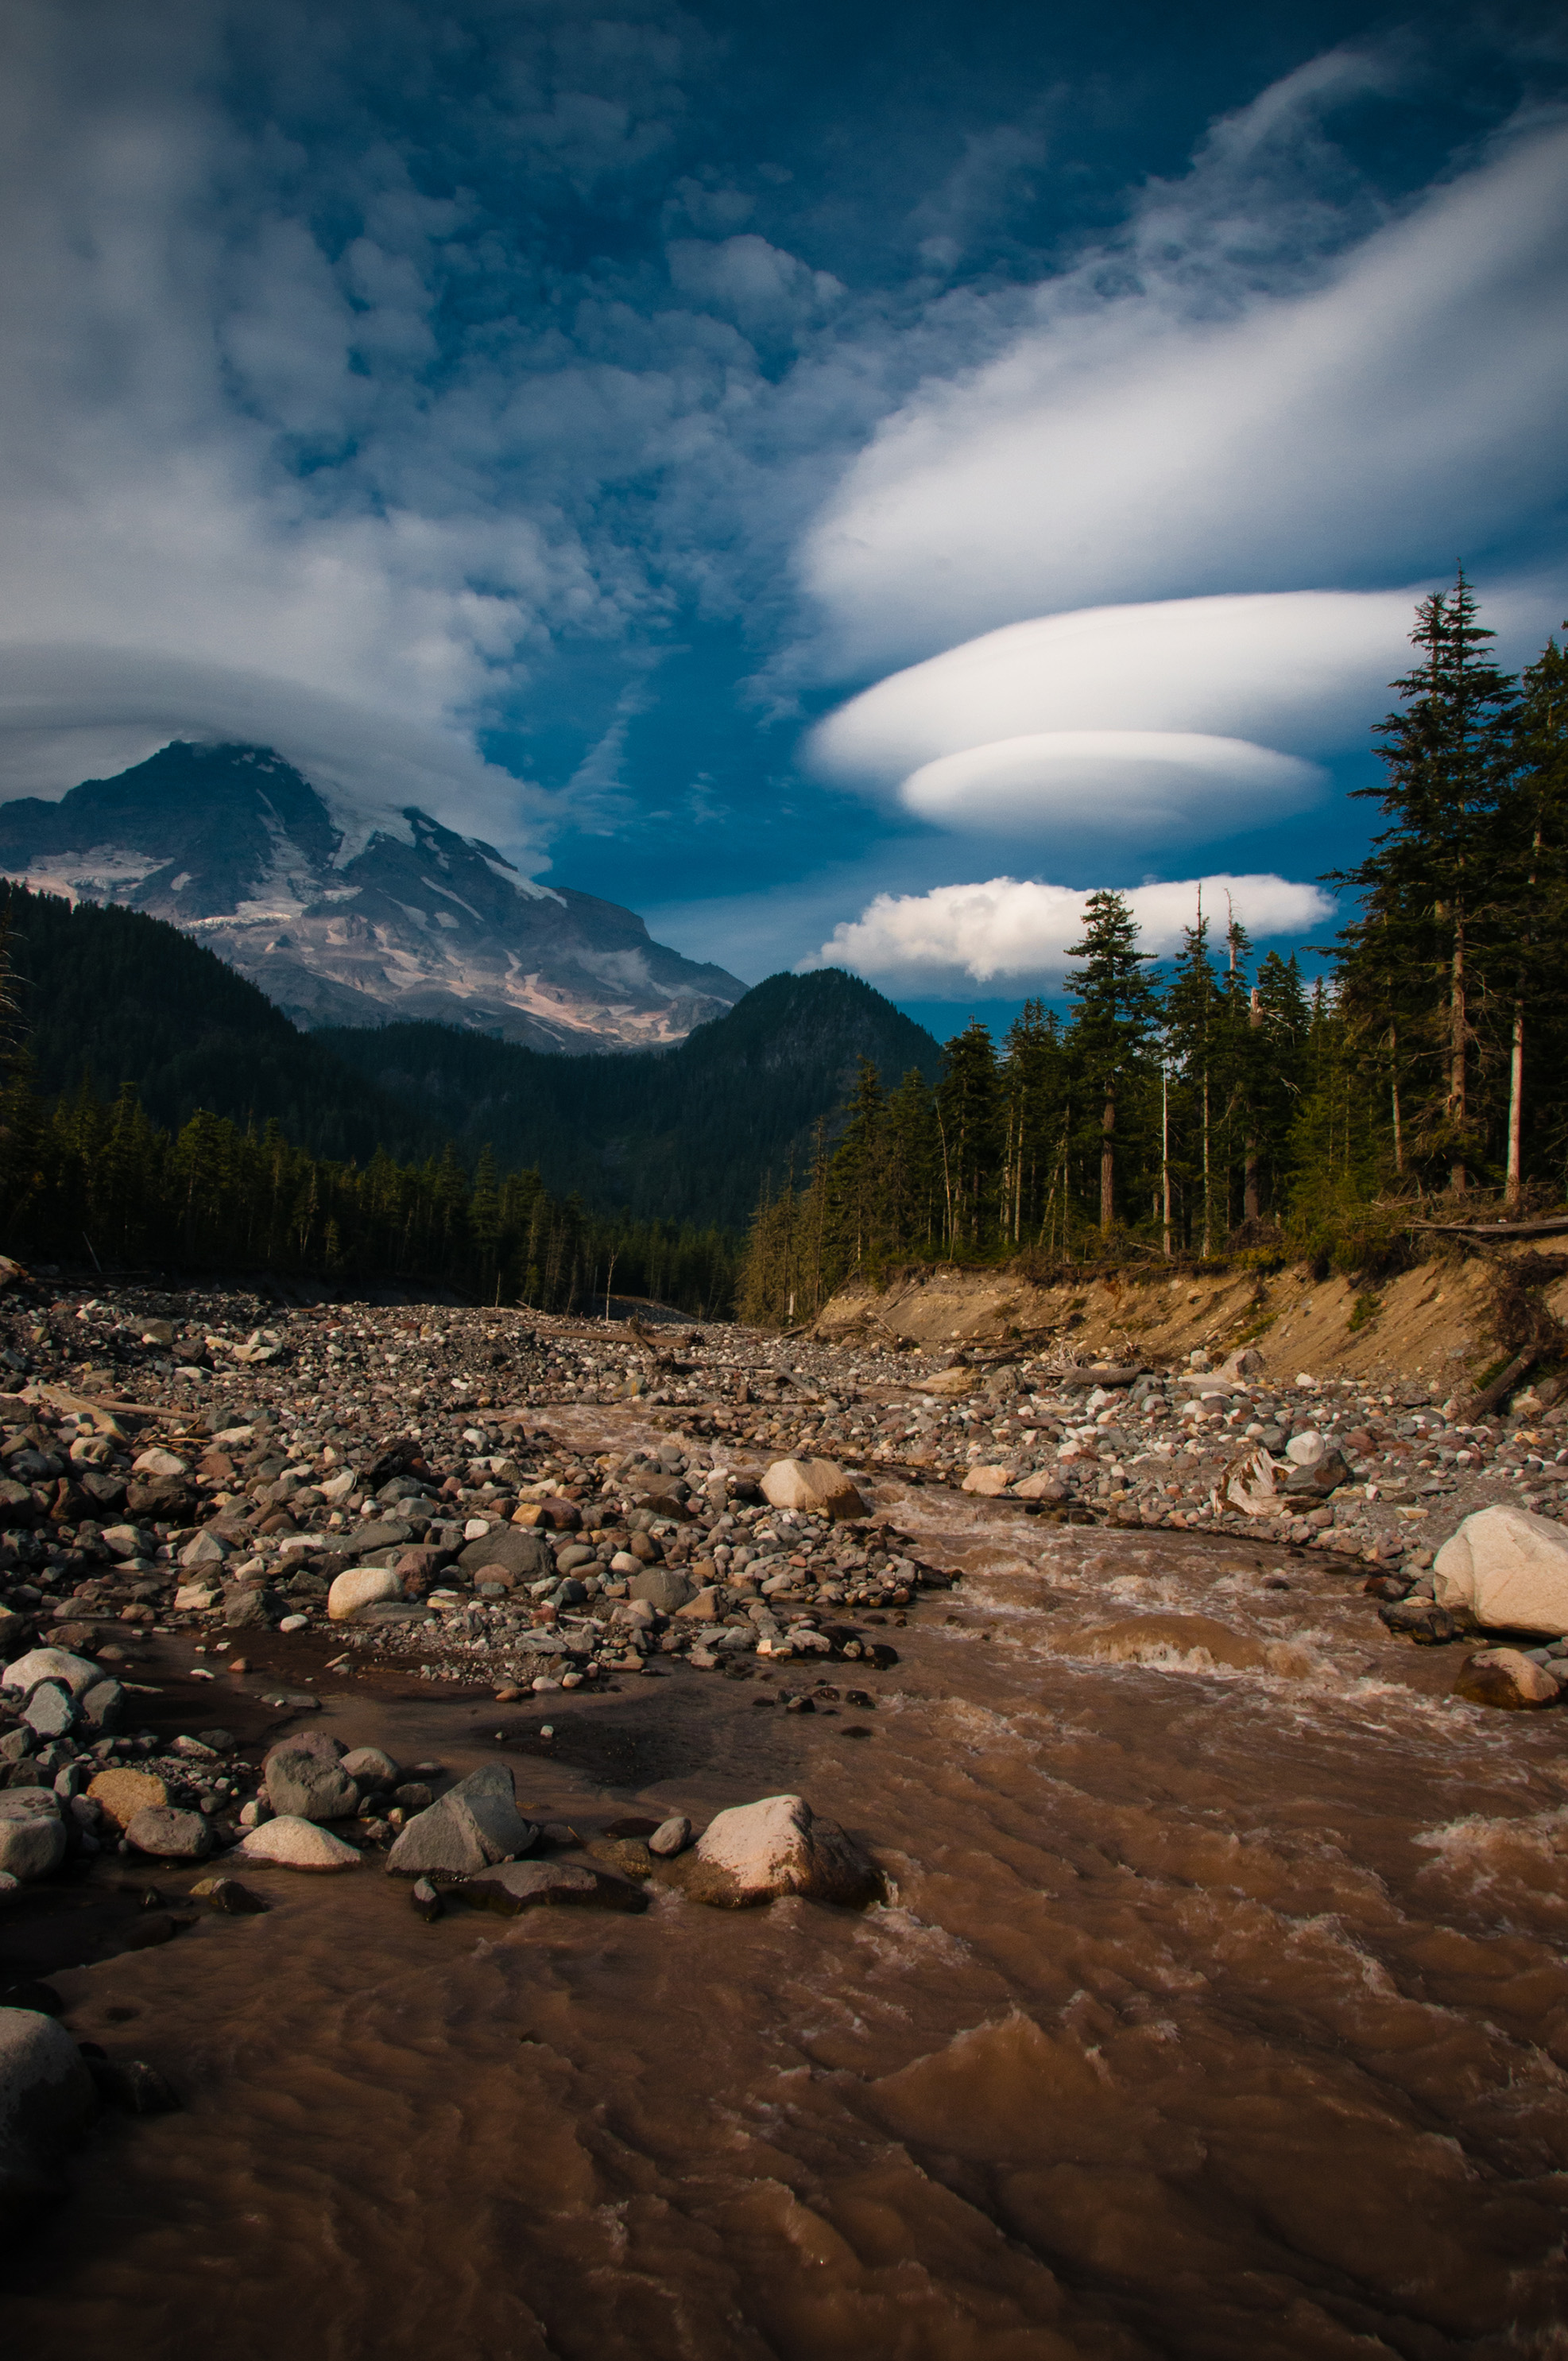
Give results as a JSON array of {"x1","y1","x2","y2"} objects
[{"x1": 0, "y1": 0, "x2": 1564, "y2": 1041}]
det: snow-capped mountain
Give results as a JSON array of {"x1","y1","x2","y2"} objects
[{"x1": 0, "y1": 741, "x2": 746, "y2": 1050}]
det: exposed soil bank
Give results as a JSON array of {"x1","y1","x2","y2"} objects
[{"x1": 812, "y1": 1243, "x2": 1568, "y2": 1389}]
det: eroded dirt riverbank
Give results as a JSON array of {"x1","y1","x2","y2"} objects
[{"x1": 6, "y1": 1406, "x2": 1568, "y2": 2361}]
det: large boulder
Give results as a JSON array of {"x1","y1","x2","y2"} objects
[
  {"x1": 1, "y1": 1648, "x2": 103, "y2": 1700},
  {"x1": 1454, "y1": 1647, "x2": 1561, "y2": 1710},
  {"x1": 385, "y1": 1764, "x2": 536, "y2": 1877},
  {"x1": 678, "y1": 1794, "x2": 881, "y2": 1909},
  {"x1": 327, "y1": 1566, "x2": 403, "y2": 1622},
  {"x1": 125, "y1": 1806, "x2": 212, "y2": 1861},
  {"x1": 456, "y1": 1527, "x2": 552, "y2": 1587},
  {"x1": 0, "y1": 2009, "x2": 96, "y2": 2213},
  {"x1": 960, "y1": 1466, "x2": 1012, "y2": 1497},
  {"x1": 0, "y1": 1796, "x2": 65, "y2": 1882},
  {"x1": 263, "y1": 1743, "x2": 358, "y2": 1822},
  {"x1": 236, "y1": 1816, "x2": 361, "y2": 1872},
  {"x1": 761, "y1": 1460, "x2": 865, "y2": 1522},
  {"x1": 1434, "y1": 1505, "x2": 1568, "y2": 1637}
]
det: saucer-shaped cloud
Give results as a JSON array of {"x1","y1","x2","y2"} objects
[
  {"x1": 809, "y1": 588, "x2": 1423, "y2": 796},
  {"x1": 809, "y1": 871, "x2": 1333, "y2": 991},
  {"x1": 900, "y1": 730, "x2": 1321, "y2": 837},
  {"x1": 801, "y1": 121, "x2": 1568, "y2": 669}
]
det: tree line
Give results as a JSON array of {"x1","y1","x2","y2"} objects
[
  {"x1": 741, "y1": 576, "x2": 1568, "y2": 1324},
  {"x1": 0, "y1": 1059, "x2": 738, "y2": 1319}
]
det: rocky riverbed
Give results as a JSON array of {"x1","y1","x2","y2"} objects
[{"x1": 3, "y1": 1277, "x2": 1568, "y2": 2355}]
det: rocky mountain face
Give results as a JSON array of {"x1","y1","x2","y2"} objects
[{"x1": 0, "y1": 741, "x2": 745, "y2": 1050}]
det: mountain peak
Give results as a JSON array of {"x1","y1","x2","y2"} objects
[{"x1": 0, "y1": 739, "x2": 745, "y2": 1051}]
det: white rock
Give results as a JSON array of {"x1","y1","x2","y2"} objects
[
  {"x1": 132, "y1": 1447, "x2": 188, "y2": 1479},
  {"x1": 1011, "y1": 1471, "x2": 1066, "y2": 1499},
  {"x1": 327, "y1": 1566, "x2": 404, "y2": 1621},
  {"x1": 960, "y1": 1465, "x2": 1012, "y2": 1496},
  {"x1": 1284, "y1": 1431, "x2": 1326, "y2": 1467},
  {"x1": 1225, "y1": 1446, "x2": 1280, "y2": 1517},
  {"x1": 100, "y1": 1524, "x2": 149, "y2": 1559},
  {"x1": 318, "y1": 1468, "x2": 355, "y2": 1502},
  {"x1": 688, "y1": 1793, "x2": 879, "y2": 1907},
  {"x1": 236, "y1": 1816, "x2": 361, "y2": 1871},
  {"x1": 173, "y1": 1584, "x2": 218, "y2": 1613},
  {"x1": 761, "y1": 1459, "x2": 865, "y2": 1522},
  {"x1": 1434, "y1": 1505, "x2": 1568, "y2": 1636},
  {"x1": 179, "y1": 1529, "x2": 229, "y2": 1568},
  {"x1": 278, "y1": 1614, "x2": 308, "y2": 1633},
  {"x1": 0, "y1": 1648, "x2": 103, "y2": 1700}
]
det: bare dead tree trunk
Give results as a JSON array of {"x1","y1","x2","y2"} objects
[
  {"x1": 1161, "y1": 1064, "x2": 1172, "y2": 1258},
  {"x1": 1243, "y1": 985, "x2": 1261, "y2": 1223},
  {"x1": 1449, "y1": 908, "x2": 1468, "y2": 1193},
  {"x1": 1201, "y1": 1069, "x2": 1211, "y2": 1256},
  {"x1": 1505, "y1": 826, "x2": 1541, "y2": 1212}
]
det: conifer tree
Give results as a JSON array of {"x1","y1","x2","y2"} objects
[{"x1": 1065, "y1": 891, "x2": 1159, "y2": 1234}]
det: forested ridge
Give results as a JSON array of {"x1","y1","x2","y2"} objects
[
  {"x1": 0, "y1": 894, "x2": 934, "y2": 1314},
  {"x1": 741, "y1": 578, "x2": 1568, "y2": 1324}
]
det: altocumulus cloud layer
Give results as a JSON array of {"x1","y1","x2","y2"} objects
[{"x1": 0, "y1": 0, "x2": 1563, "y2": 1004}]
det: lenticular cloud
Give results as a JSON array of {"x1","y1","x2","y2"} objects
[{"x1": 898, "y1": 731, "x2": 1321, "y2": 837}]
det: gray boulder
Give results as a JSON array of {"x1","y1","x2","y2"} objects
[
  {"x1": 0, "y1": 1648, "x2": 103, "y2": 1700},
  {"x1": 339, "y1": 1746, "x2": 399, "y2": 1789},
  {"x1": 21, "y1": 1683, "x2": 75, "y2": 1740},
  {"x1": 385, "y1": 1763, "x2": 536, "y2": 1877},
  {"x1": 126, "y1": 1805, "x2": 213, "y2": 1860},
  {"x1": 78, "y1": 1679, "x2": 126, "y2": 1735},
  {"x1": 0, "y1": 1795, "x2": 65, "y2": 1882},
  {"x1": 629, "y1": 1568, "x2": 693, "y2": 1614},
  {"x1": 676, "y1": 1793, "x2": 881, "y2": 1909},
  {"x1": 263, "y1": 1743, "x2": 358, "y2": 1823},
  {"x1": 0, "y1": 2008, "x2": 96, "y2": 2213},
  {"x1": 456, "y1": 1527, "x2": 552, "y2": 1587}
]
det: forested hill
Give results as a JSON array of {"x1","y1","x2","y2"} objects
[
  {"x1": 318, "y1": 970, "x2": 944, "y2": 1229},
  {"x1": 0, "y1": 886, "x2": 941, "y2": 1231},
  {"x1": 1, "y1": 882, "x2": 418, "y2": 1163}
]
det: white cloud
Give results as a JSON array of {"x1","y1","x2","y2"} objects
[
  {"x1": 666, "y1": 234, "x2": 844, "y2": 332},
  {"x1": 800, "y1": 115, "x2": 1568, "y2": 670},
  {"x1": 808, "y1": 872, "x2": 1334, "y2": 993}
]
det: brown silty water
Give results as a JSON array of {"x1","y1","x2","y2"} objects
[{"x1": 8, "y1": 1411, "x2": 1568, "y2": 2359}]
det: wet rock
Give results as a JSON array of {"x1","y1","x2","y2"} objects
[
  {"x1": 327, "y1": 1566, "x2": 403, "y2": 1621},
  {"x1": 0, "y1": 2008, "x2": 95, "y2": 2212},
  {"x1": 236, "y1": 1816, "x2": 362, "y2": 1871},
  {"x1": 679, "y1": 1793, "x2": 881, "y2": 1909},
  {"x1": 410, "y1": 1875, "x2": 443, "y2": 1922},
  {"x1": 263, "y1": 1743, "x2": 358, "y2": 1823},
  {"x1": 385, "y1": 1764, "x2": 537, "y2": 1878},
  {"x1": 1376, "y1": 1598, "x2": 1458, "y2": 1645},
  {"x1": 173, "y1": 1584, "x2": 219, "y2": 1613},
  {"x1": 1454, "y1": 1647, "x2": 1561, "y2": 1710},
  {"x1": 1, "y1": 1648, "x2": 103, "y2": 1700},
  {"x1": 339, "y1": 1746, "x2": 399, "y2": 1789},
  {"x1": 960, "y1": 1464, "x2": 1012, "y2": 1496},
  {"x1": 761, "y1": 1459, "x2": 865, "y2": 1522},
  {"x1": 189, "y1": 1876, "x2": 267, "y2": 1914},
  {"x1": 0, "y1": 1797, "x2": 65, "y2": 1882},
  {"x1": 586, "y1": 1834, "x2": 654, "y2": 1879},
  {"x1": 87, "y1": 1766, "x2": 170, "y2": 1828},
  {"x1": 1433, "y1": 1504, "x2": 1568, "y2": 1638},
  {"x1": 648, "y1": 1814, "x2": 692, "y2": 1857},
  {"x1": 462, "y1": 1859, "x2": 648, "y2": 1915},
  {"x1": 85, "y1": 2057, "x2": 179, "y2": 2115},
  {"x1": 126, "y1": 1805, "x2": 213, "y2": 1861},
  {"x1": 224, "y1": 1587, "x2": 279, "y2": 1630}
]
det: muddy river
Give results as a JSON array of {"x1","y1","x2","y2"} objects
[{"x1": 6, "y1": 1422, "x2": 1568, "y2": 2359}]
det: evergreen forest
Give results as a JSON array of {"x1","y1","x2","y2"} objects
[{"x1": 739, "y1": 577, "x2": 1568, "y2": 1323}]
